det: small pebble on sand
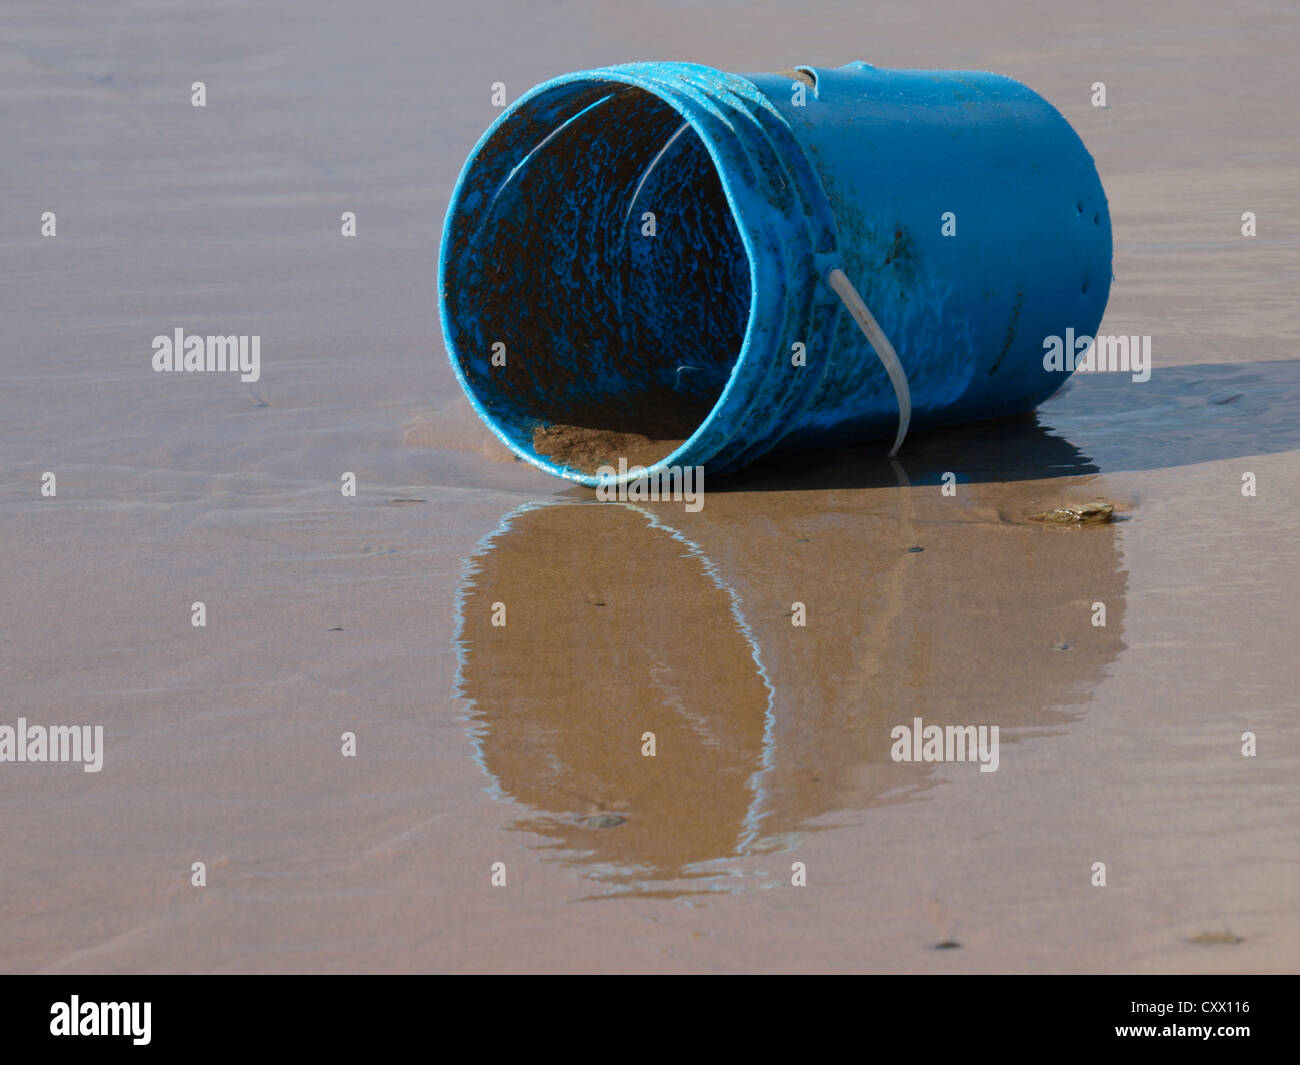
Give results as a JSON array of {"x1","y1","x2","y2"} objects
[
  {"x1": 1029, "y1": 502, "x2": 1114, "y2": 524},
  {"x1": 1188, "y1": 932, "x2": 1243, "y2": 946}
]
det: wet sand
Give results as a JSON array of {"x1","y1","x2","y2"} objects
[{"x1": 1, "y1": 0, "x2": 1297, "y2": 973}]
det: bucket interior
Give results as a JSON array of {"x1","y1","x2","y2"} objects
[{"x1": 443, "y1": 80, "x2": 752, "y2": 474}]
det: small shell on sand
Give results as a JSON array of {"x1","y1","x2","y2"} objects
[{"x1": 1029, "y1": 502, "x2": 1114, "y2": 524}]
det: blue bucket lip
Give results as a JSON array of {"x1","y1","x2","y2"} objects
[{"x1": 438, "y1": 61, "x2": 810, "y2": 489}]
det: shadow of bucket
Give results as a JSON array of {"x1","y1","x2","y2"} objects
[{"x1": 440, "y1": 61, "x2": 1111, "y2": 485}]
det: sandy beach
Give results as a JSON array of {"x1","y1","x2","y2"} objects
[{"x1": 1, "y1": 0, "x2": 1297, "y2": 973}]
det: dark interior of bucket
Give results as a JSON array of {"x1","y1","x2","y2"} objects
[{"x1": 444, "y1": 80, "x2": 751, "y2": 474}]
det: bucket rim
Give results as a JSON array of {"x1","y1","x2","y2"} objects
[{"x1": 438, "y1": 61, "x2": 810, "y2": 488}]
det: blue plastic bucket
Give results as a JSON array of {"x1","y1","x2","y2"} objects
[{"x1": 439, "y1": 61, "x2": 1111, "y2": 485}]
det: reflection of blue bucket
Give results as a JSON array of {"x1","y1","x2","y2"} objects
[{"x1": 439, "y1": 61, "x2": 1111, "y2": 485}]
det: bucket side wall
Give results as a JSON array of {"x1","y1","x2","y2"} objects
[{"x1": 746, "y1": 62, "x2": 1113, "y2": 449}]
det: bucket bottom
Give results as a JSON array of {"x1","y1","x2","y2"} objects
[{"x1": 442, "y1": 78, "x2": 753, "y2": 475}]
